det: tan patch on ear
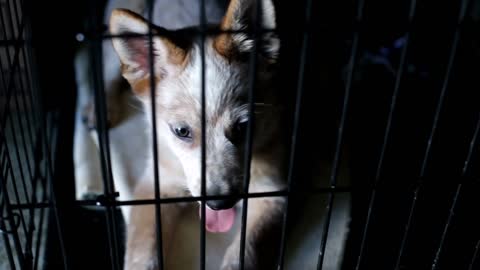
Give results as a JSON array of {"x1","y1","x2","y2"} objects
[
  {"x1": 110, "y1": 9, "x2": 147, "y2": 28},
  {"x1": 132, "y1": 77, "x2": 156, "y2": 96},
  {"x1": 213, "y1": 0, "x2": 240, "y2": 59},
  {"x1": 161, "y1": 37, "x2": 189, "y2": 67},
  {"x1": 213, "y1": 33, "x2": 235, "y2": 60},
  {"x1": 220, "y1": 0, "x2": 239, "y2": 31}
]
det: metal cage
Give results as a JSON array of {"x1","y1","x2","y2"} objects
[{"x1": 1, "y1": 0, "x2": 479, "y2": 269}]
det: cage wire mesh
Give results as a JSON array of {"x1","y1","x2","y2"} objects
[
  {"x1": 0, "y1": 0, "x2": 63, "y2": 269},
  {"x1": 1, "y1": 0, "x2": 480, "y2": 270}
]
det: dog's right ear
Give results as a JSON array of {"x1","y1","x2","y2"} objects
[
  {"x1": 110, "y1": 9, "x2": 188, "y2": 95},
  {"x1": 214, "y1": 0, "x2": 279, "y2": 61}
]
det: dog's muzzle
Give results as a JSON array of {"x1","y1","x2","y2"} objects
[{"x1": 206, "y1": 197, "x2": 239, "y2": 210}]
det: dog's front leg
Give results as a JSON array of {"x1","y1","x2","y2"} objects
[
  {"x1": 124, "y1": 181, "x2": 184, "y2": 270},
  {"x1": 222, "y1": 196, "x2": 285, "y2": 270}
]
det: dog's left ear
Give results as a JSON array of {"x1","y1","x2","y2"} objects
[
  {"x1": 214, "y1": 0, "x2": 280, "y2": 61},
  {"x1": 110, "y1": 9, "x2": 188, "y2": 95}
]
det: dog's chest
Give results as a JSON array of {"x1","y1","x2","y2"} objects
[{"x1": 166, "y1": 203, "x2": 243, "y2": 269}]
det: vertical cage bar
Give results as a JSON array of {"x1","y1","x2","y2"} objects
[
  {"x1": 33, "y1": 192, "x2": 46, "y2": 270},
  {"x1": 0, "y1": 39, "x2": 32, "y2": 224},
  {"x1": 1, "y1": 2, "x2": 38, "y2": 266},
  {"x1": 316, "y1": 0, "x2": 365, "y2": 269},
  {"x1": 146, "y1": 0, "x2": 165, "y2": 269},
  {"x1": 354, "y1": 1, "x2": 417, "y2": 269},
  {"x1": 468, "y1": 239, "x2": 480, "y2": 270},
  {"x1": 1, "y1": 218, "x2": 17, "y2": 270},
  {"x1": 11, "y1": 0, "x2": 39, "y2": 195},
  {"x1": 199, "y1": 0, "x2": 207, "y2": 269},
  {"x1": 0, "y1": 84, "x2": 30, "y2": 250},
  {"x1": 87, "y1": 1, "x2": 121, "y2": 268},
  {"x1": 276, "y1": 0, "x2": 313, "y2": 268},
  {"x1": 393, "y1": 1, "x2": 469, "y2": 268},
  {"x1": 430, "y1": 114, "x2": 480, "y2": 270},
  {"x1": 0, "y1": 147, "x2": 18, "y2": 270},
  {"x1": 7, "y1": 0, "x2": 36, "y2": 190},
  {"x1": 2, "y1": 110, "x2": 30, "y2": 235},
  {"x1": 238, "y1": 0, "x2": 262, "y2": 269},
  {"x1": 0, "y1": 148, "x2": 26, "y2": 268},
  {"x1": 0, "y1": 0, "x2": 25, "y2": 129},
  {"x1": 9, "y1": 5, "x2": 43, "y2": 258},
  {"x1": 22, "y1": 3, "x2": 70, "y2": 268},
  {"x1": 2, "y1": 3, "x2": 36, "y2": 238}
]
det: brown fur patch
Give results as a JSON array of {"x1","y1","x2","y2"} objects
[
  {"x1": 111, "y1": 8, "x2": 146, "y2": 25},
  {"x1": 161, "y1": 37, "x2": 189, "y2": 66},
  {"x1": 132, "y1": 77, "x2": 155, "y2": 95},
  {"x1": 128, "y1": 73, "x2": 164, "y2": 96},
  {"x1": 213, "y1": 0, "x2": 239, "y2": 59},
  {"x1": 113, "y1": 8, "x2": 190, "y2": 95},
  {"x1": 213, "y1": 33, "x2": 235, "y2": 60},
  {"x1": 220, "y1": 0, "x2": 239, "y2": 31}
]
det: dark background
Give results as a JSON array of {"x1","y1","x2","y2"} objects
[{"x1": 22, "y1": 0, "x2": 480, "y2": 269}]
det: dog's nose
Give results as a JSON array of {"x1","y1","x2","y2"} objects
[{"x1": 206, "y1": 198, "x2": 238, "y2": 210}]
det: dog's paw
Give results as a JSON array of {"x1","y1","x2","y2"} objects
[{"x1": 221, "y1": 244, "x2": 255, "y2": 270}]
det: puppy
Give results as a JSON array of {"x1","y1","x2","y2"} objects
[
  {"x1": 108, "y1": 0, "x2": 286, "y2": 269},
  {"x1": 74, "y1": 0, "x2": 352, "y2": 269}
]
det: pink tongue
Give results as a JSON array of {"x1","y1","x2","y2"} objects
[{"x1": 199, "y1": 206, "x2": 236, "y2": 233}]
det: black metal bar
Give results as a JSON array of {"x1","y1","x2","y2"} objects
[
  {"x1": 0, "y1": 146, "x2": 26, "y2": 268},
  {"x1": 11, "y1": 0, "x2": 39, "y2": 191},
  {"x1": 430, "y1": 114, "x2": 480, "y2": 270},
  {"x1": 468, "y1": 239, "x2": 480, "y2": 270},
  {"x1": 28, "y1": 126, "x2": 49, "y2": 270},
  {"x1": 4, "y1": 1, "x2": 36, "y2": 218},
  {"x1": 0, "y1": 127, "x2": 30, "y2": 244},
  {"x1": 93, "y1": 21, "x2": 479, "y2": 40},
  {"x1": 22, "y1": 7, "x2": 52, "y2": 267},
  {"x1": 146, "y1": 0, "x2": 165, "y2": 269},
  {"x1": 0, "y1": 2, "x2": 35, "y2": 217},
  {"x1": 18, "y1": 188, "x2": 335, "y2": 209},
  {"x1": 99, "y1": 28, "x2": 278, "y2": 40},
  {"x1": 8, "y1": 0, "x2": 36, "y2": 176},
  {"x1": 22, "y1": 8, "x2": 70, "y2": 269},
  {"x1": 393, "y1": 1, "x2": 469, "y2": 268},
  {"x1": 0, "y1": 58, "x2": 33, "y2": 240},
  {"x1": 277, "y1": 0, "x2": 313, "y2": 268},
  {"x1": 33, "y1": 183, "x2": 47, "y2": 270},
  {"x1": 43, "y1": 135, "x2": 69, "y2": 270},
  {"x1": 199, "y1": 0, "x2": 207, "y2": 269},
  {"x1": 0, "y1": 3, "x2": 25, "y2": 131},
  {"x1": 86, "y1": 191, "x2": 291, "y2": 206},
  {"x1": 239, "y1": 1, "x2": 262, "y2": 268},
  {"x1": 0, "y1": 147, "x2": 18, "y2": 270},
  {"x1": 354, "y1": 1, "x2": 417, "y2": 269},
  {"x1": 316, "y1": 0, "x2": 364, "y2": 268},
  {"x1": 19, "y1": 177, "x2": 480, "y2": 208},
  {"x1": 4, "y1": 82, "x2": 35, "y2": 217},
  {"x1": 87, "y1": 1, "x2": 123, "y2": 269},
  {"x1": 89, "y1": 37, "x2": 121, "y2": 270},
  {"x1": 1, "y1": 215, "x2": 17, "y2": 270}
]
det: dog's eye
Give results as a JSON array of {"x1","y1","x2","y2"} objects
[
  {"x1": 228, "y1": 120, "x2": 249, "y2": 145},
  {"x1": 235, "y1": 121, "x2": 248, "y2": 134},
  {"x1": 171, "y1": 125, "x2": 193, "y2": 141}
]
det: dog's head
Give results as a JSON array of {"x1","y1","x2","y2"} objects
[{"x1": 110, "y1": 0, "x2": 280, "y2": 210}]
